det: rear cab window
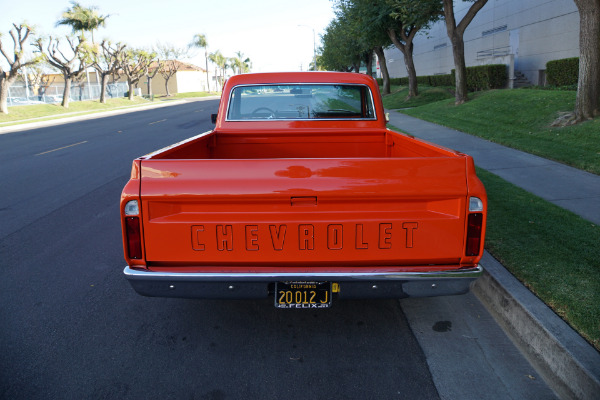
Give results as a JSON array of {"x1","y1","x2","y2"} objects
[{"x1": 226, "y1": 84, "x2": 376, "y2": 121}]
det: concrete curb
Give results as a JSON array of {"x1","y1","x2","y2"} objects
[
  {"x1": 473, "y1": 252, "x2": 600, "y2": 400},
  {"x1": 0, "y1": 96, "x2": 220, "y2": 135}
]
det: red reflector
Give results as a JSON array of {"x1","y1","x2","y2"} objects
[
  {"x1": 466, "y1": 213, "x2": 483, "y2": 256},
  {"x1": 125, "y1": 217, "x2": 142, "y2": 259}
]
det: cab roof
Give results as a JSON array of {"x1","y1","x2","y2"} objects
[{"x1": 224, "y1": 71, "x2": 378, "y2": 87}]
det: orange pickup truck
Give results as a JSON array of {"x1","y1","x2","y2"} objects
[{"x1": 120, "y1": 72, "x2": 486, "y2": 308}]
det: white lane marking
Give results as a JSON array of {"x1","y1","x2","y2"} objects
[
  {"x1": 35, "y1": 141, "x2": 88, "y2": 156},
  {"x1": 148, "y1": 119, "x2": 167, "y2": 125}
]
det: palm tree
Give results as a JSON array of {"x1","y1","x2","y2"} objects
[
  {"x1": 232, "y1": 51, "x2": 251, "y2": 74},
  {"x1": 208, "y1": 50, "x2": 227, "y2": 91},
  {"x1": 56, "y1": 2, "x2": 110, "y2": 100},
  {"x1": 190, "y1": 34, "x2": 210, "y2": 92},
  {"x1": 56, "y1": 1, "x2": 110, "y2": 43}
]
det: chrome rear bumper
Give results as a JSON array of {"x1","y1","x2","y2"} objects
[{"x1": 124, "y1": 265, "x2": 483, "y2": 300}]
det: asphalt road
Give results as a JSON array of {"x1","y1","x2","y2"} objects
[{"x1": 0, "y1": 99, "x2": 555, "y2": 399}]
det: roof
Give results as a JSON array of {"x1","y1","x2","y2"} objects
[{"x1": 149, "y1": 60, "x2": 205, "y2": 73}]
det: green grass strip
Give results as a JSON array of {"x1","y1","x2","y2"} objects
[
  {"x1": 478, "y1": 168, "x2": 600, "y2": 350},
  {"x1": 397, "y1": 89, "x2": 600, "y2": 175},
  {"x1": 0, "y1": 97, "x2": 154, "y2": 124},
  {"x1": 0, "y1": 92, "x2": 218, "y2": 126}
]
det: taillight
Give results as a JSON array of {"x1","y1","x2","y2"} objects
[
  {"x1": 466, "y1": 213, "x2": 483, "y2": 256},
  {"x1": 125, "y1": 216, "x2": 142, "y2": 259}
]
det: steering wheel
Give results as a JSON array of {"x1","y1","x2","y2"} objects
[{"x1": 251, "y1": 107, "x2": 276, "y2": 119}]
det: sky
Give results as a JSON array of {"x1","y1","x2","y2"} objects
[{"x1": 0, "y1": 0, "x2": 336, "y2": 72}]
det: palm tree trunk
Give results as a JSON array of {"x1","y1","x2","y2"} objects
[{"x1": 205, "y1": 49, "x2": 210, "y2": 92}]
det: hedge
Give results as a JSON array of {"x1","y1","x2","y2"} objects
[
  {"x1": 377, "y1": 64, "x2": 507, "y2": 91},
  {"x1": 546, "y1": 57, "x2": 579, "y2": 86},
  {"x1": 453, "y1": 64, "x2": 508, "y2": 91}
]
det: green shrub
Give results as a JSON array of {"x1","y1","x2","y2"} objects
[
  {"x1": 428, "y1": 74, "x2": 453, "y2": 86},
  {"x1": 376, "y1": 77, "x2": 408, "y2": 86},
  {"x1": 547, "y1": 57, "x2": 579, "y2": 86},
  {"x1": 379, "y1": 65, "x2": 506, "y2": 91},
  {"x1": 452, "y1": 64, "x2": 508, "y2": 91}
]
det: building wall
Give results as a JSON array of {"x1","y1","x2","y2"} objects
[
  {"x1": 140, "y1": 70, "x2": 212, "y2": 95},
  {"x1": 382, "y1": 0, "x2": 579, "y2": 85},
  {"x1": 142, "y1": 73, "x2": 178, "y2": 96},
  {"x1": 176, "y1": 71, "x2": 205, "y2": 93}
]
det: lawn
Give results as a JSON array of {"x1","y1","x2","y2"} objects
[
  {"x1": 478, "y1": 168, "x2": 600, "y2": 350},
  {"x1": 0, "y1": 97, "x2": 154, "y2": 125},
  {"x1": 395, "y1": 89, "x2": 600, "y2": 175},
  {"x1": 0, "y1": 92, "x2": 217, "y2": 126}
]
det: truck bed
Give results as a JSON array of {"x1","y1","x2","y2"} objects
[{"x1": 145, "y1": 129, "x2": 456, "y2": 160}]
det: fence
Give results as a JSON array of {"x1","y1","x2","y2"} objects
[{"x1": 6, "y1": 81, "x2": 129, "y2": 106}]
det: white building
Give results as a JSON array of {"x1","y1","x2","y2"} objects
[{"x1": 382, "y1": 0, "x2": 580, "y2": 86}]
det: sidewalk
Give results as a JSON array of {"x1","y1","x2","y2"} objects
[{"x1": 387, "y1": 110, "x2": 600, "y2": 400}]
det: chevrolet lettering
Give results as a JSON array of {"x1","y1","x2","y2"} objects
[
  {"x1": 190, "y1": 222, "x2": 418, "y2": 252},
  {"x1": 121, "y1": 71, "x2": 487, "y2": 307}
]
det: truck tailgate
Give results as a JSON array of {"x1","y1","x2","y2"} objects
[{"x1": 139, "y1": 158, "x2": 469, "y2": 267}]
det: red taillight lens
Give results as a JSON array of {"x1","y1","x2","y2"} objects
[
  {"x1": 125, "y1": 217, "x2": 142, "y2": 259},
  {"x1": 466, "y1": 213, "x2": 483, "y2": 256}
]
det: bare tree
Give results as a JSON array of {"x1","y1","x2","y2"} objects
[
  {"x1": 34, "y1": 35, "x2": 89, "y2": 108},
  {"x1": 72, "y1": 70, "x2": 87, "y2": 101},
  {"x1": 92, "y1": 40, "x2": 126, "y2": 103},
  {"x1": 145, "y1": 59, "x2": 161, "y2": 97},
  {"x1": 442, "y1": 0, "x2": 489, "y2": 104},
  {"x1": 121, "y1": 48, "x2": 155, "y2": 100},
  {"x1": 573, "y1": 0, "x2": 600, "y2": 121},
  {"x1": 156, "y1": 43, "x2": 188, "y2": 96},
  {"x1": 25, "y1": 65, "x2": 56, "y2": 100},
  {"x1": 0, "y1": 23, "x2": 43, "y2": 114}
]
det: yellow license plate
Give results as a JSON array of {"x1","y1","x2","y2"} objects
[{"x1": 275, "y1": 281, "x2": 332, "y2": 309}]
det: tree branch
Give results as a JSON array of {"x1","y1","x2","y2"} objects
[
  {"x1": 442, "y1": 0, "x2": 457, "y2": 36},
  {"x1": 387, "y1": 28, "x2": 406, "y2": 53},
  {"x1": 457, "y1": 0, "x2": 489, "y2": 35}
]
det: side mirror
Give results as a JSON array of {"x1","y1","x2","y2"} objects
[{"x1": 211, "y1": 113, "x2": 218, "y2": 124}]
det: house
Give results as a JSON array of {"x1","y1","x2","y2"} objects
[{"x1": 144, "y1": 60, "x2": 214, "y2": 96}]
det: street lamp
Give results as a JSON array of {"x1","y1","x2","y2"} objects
[{"x1": 297, "y1": 25, "x2": 316, "y2": 71}]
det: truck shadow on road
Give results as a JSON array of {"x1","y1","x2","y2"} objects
[{"x1": 125, "y1": 297, "x2": 440, "y2": 399}]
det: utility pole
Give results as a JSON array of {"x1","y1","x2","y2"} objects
[{"x1": 297, "y1": 25, "x2": 316, "y2": 71}]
